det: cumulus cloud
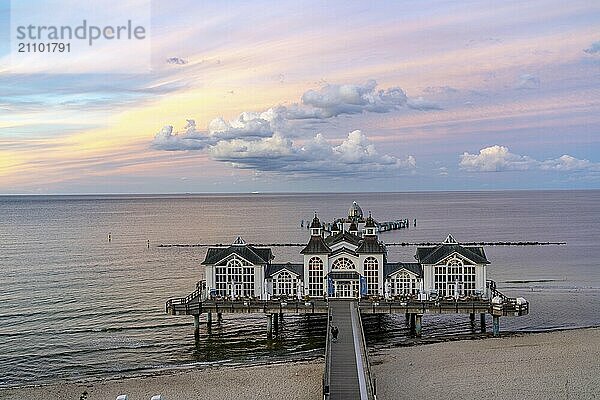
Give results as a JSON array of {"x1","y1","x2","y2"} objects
[
  {"x1": 207, "y1": 108, "x2": 284, "y2": 140},
  {"x1": 459, "y1": 145, "x2": 599, "y2": 172},
  {"x1": 209, "y1": 130, "x2": 416, "y2": 176},
  {"x1": 515, "y1": 74, "x2": 540, "y2": 90},
  {"x1": 151, "y1": 80, "x2": 428, "y2": 176},
  {"x1": 584, "y1": 41, "x2": 600, "y2": 55},
  {"x1": 298, "y1": 80, "x2": 408, "y2": 118},
  {"x1": 151, "y1": 120, "x2": 215, "y2": 151}
]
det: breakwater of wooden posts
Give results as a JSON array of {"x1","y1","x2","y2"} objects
[{"x1": 158, "y1": 241, "x2": 566, "y2": 248}]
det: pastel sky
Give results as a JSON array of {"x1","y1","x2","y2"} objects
[{"x1": 1, "y1": 0, "x2": 599, "y2": 194}]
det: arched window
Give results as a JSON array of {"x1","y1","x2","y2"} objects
[
  {"x1": 214, "y1": 257, "x2": 255, "y2": 297},
  {"x1": 332, "y1": 257, "x2": 354, "y2": 270},
  {"x1": 391, "y1": 271, "x2": 418, "y2": 295},
  {"x1": 364, "y1": 257, "x2": 379, "y2": 295},
  {"x1": 434, "y1": 257, "x2": 475, "y2": 297},
  {"x1": 308, "y1": 257, "x2": 324, "y2": 297},
  {"x1": 274, "y1": 271, "x2": 296, "y2": 296}
]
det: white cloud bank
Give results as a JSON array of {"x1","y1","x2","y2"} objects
[
  {"x1": 459, "y1": 145, "x2": 599, "y2": 172},
  {"x1": 151, "y1": 80, "x2": 424, "y2": 177},
  {"x1": 209, "y1": 130, "x2": 415, "y2": 176}
]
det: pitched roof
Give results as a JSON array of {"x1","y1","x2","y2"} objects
[
  {"x1": 415, "y1": 243, "x2": 489, "y2": 265},
  {"x1": 300, "y1": 235, "x2": 331, "y2": 254},
  {"x1": 384, "y1": 262, "x2": 423, "y2": 277},
  {"x1": 330, "y1": 247, "x2": 358, "y2": 257},
  {"x1": 325, "y1": 231, "x2": 361, "y2": 246},
  {"x1": 201, "y1": 245, "x2": 273, "y2": 265},
  {"x1": 356, "y1": 237, "x2": 386, "y2": 254},
  {"x1": 266, "y1": 263, "x2": 303, "y2": 278}
]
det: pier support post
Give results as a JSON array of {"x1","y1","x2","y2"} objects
[
  {"x1": 415, "y1": 314, "x2": 422, "y2": 338},
  {"x1": 217, "y1": 312, "x2": 223, "y2": 323},
  {"x1": 405, "y1": 312, "x2": 409, "y2": 322},
  {"x1": 273, "y1": 313, "x2": 279, "y2": 334},
  {"x1": 480, "y1": 314, "x2": 486, "y2": 332},
  {"x1": 409, "y1": 313, "x2": 416, "y2": 332},
  {"x1": 492, "y1": 315, "x2": 500, "y2": 337},
  {"x1": 193, "y1": 315, "x2": 200, "y2": 334},
  {"x1": 470, "y1": 313, "x2": 475, "y2": 322},
  {"x1": 207, "y1": 312, "x2": 213, "y2": 326},
  {"x1": 267, "y1": 314, "x2": 273, "y2": 338}
]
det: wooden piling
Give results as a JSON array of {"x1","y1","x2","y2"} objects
[
  {"x1": 492, "y1": 315, "x2": 500, "y2": 337},
  {"x1": 480, "y1": 313, "x2": 486, "y2": 332},
  {"x1": 415, "y1": 314, "x2": 422, "y2": 337}
]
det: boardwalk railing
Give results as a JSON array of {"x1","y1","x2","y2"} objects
[
  {"x1": 323, "y1": 305, "x2": 332, "y2": 399},
  {"x1": 353, "y1": 302, "x2": 377, "y2": 399},
  {"x1": 166, "y1": 295, "x2": 528, "y2": 317}
]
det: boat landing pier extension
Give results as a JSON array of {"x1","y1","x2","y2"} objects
[{"x1": 166, "y1": 280, "x2": 528, "y2": 399}]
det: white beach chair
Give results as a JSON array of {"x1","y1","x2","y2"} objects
[
  {"x1": 151, "y1": 396, "x2": 163, "y2": 400},
  {"x1": 116, "y1": 396, "x2": 128, "y2": 400}
]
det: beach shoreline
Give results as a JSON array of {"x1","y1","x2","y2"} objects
[{"x1": 2, "y1": 327, "x2": 599, "y2": 400}]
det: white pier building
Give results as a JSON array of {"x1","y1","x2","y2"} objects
[{"x1": 203, "y1": 202, "x2": 490, "y2": 301}]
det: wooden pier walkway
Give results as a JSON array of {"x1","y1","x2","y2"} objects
[{"x1": 324, "y1": 300, "x2": 376, "y2": 400}]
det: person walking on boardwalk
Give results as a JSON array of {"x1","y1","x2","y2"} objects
[{"x1": 331, "y1": 325, "x2": 339, "y2": 342}]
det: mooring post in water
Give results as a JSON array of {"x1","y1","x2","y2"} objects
[
  {"x1": 493, "y1": 315, "x2": 500, "y2": 337},
  {"x1": 415, "y1": 314, "x2": 423, "y2": 337},
  {"x1": 273, "y1": 313, "x2": 279, "y2": 334},
  {"x1": 480, "y1": 313, "x2": 487, "y2": 332},
  {"x1": 266, "y1": 314, "x2": 273, "y2": 337},
  {"x1": 108, "y1": 232, "x2": 112, "y2": 242},
  {"x1": 147, "y1": 239, "x2": 150, "y2": 249},
  {"x1": 470, "y1": 312, "x2": 475, "y2": 322}
]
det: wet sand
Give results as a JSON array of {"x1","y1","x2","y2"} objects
[{"x1": 2, "y1": 328, "x2": 599, "y2": 400}]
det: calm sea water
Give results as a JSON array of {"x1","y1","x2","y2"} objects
[{"x1": 1, "y1": 191, "x2": 599, "y2": 388}]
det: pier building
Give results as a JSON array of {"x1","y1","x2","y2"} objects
[{"x1": 202, "y1": 205, "x2": 490, "y2": 302}]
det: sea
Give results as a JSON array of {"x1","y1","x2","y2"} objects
[{"x1": 1, "y1": 191, "x2": 599, "y2": 388}]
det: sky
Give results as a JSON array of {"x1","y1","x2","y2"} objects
[{"x1": 0, "y1": 0, "x2": 599, "y2": 194}]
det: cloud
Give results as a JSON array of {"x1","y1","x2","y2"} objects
[
  {"x1": 515, "y1": 74, "x2": 540, "y2": 90},
  {"x1": 540, "y1": 155, "x2": 600, "y2": 171},
  {"x1": 459, "y1": 145, "x2": 536, "y2": 171},
  {"x1": 298, "y1": 80, "x2": 408, "y2": 118},
  {"x1": 166, "y1": 57, "x2": 188, "y2": 65},
  {"x1": 584, "y1": 41, "x2": 600, "y2": 55},
  {"x1": 459, "y1": 146, "x2": 599, "y2": 172},
  {"x1": 209, "y1": 130, "x2": 415, "y2": 176},
  {"x1": 407, "y1": 97, "x2": 443, "y2": 110},
  {"x1": 151, "y1": 80, "x2": 430, "y2": 176},
  {"x1": 207, "y1": 109, "x2": 284, "y2": 140},
  {"x1": 151, "y1": 120, "x2": 215, "y2": 151}
]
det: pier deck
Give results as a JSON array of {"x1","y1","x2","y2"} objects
[{"x1": 325, "y1": 300, "x2": 375, "y2": 400}]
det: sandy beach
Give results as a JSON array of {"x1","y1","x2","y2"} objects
[
  {"x1": 0, "y1": 361, "x2": 323, "y2": 400},
  {"x1": 372, "y1": 327, "x2": 600, "y2": 400},
  {"x1": 2, "y1": 328, "x2": 598, "y2": 400}
]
